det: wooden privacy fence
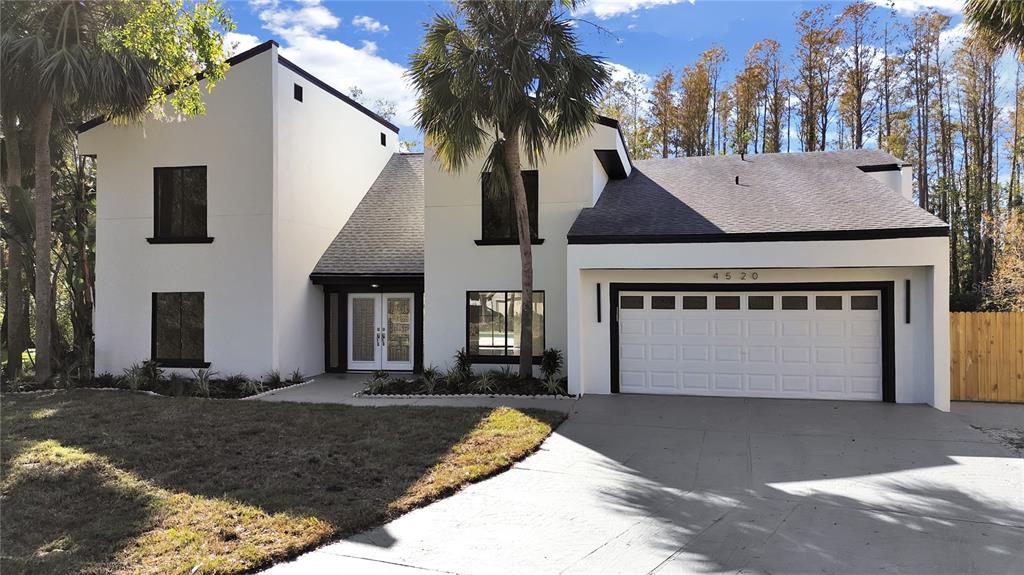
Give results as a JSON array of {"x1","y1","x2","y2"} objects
[{"x1": 950, "y1": 312, "x2": 1024, "y2": 403}]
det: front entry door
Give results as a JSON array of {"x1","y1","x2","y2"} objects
[{"x1": 347, "y1": 293, "x2": 414, "y2": 371}]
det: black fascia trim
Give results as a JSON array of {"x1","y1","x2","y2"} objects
[
  {"x1": 595, "y1": 149, "x2": 628, "y2": 180},
  {"x1": 309, "y1": 273, "x2": 424, "y2": 287},
  {"x1": 474, "y1": 238, "x2": 546, "y2": 246},
  {"x1": 78, "y1": 40, "x2": 279, "y2": 134},
  {"x1": 568, "y1": 226, "x2": 950, "y2": 245},
  {"x1": 153, "y1": 359, "x2": 211, "y2": 368},
  {"x1": 858, "y1": 163, "x2": 901, "y2": 173},
  {"x1": 277, "y1": 55, "x2": 400, "y2": 133},
  {"x1": 608, "y1": 281, "x2": 896, "y2": 402},
  {"x1": 465, "y1": 290, "x2": 546, "y2": 364},
  {"x1": 595, "y1": 116, "x2": 634, "y2": 169},
  {"x1": 147, "y1": 237, "x2": 214, "y2": 244}
]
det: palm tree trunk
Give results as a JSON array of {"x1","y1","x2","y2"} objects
[
  {"x1": 502, "y1": 129, "x2": 533, "y2": 379},
  {"x1": 2, "y1": 117, "x2": 28, "y2": 380},
  {"x1": 33, "y1": 96, "x2": 54, "y2": 383}
]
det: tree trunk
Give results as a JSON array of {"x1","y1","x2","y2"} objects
[
  {"x1": 502, "y1": 129, "x2": 534, "y2": 379},
  {"x1": 33, "y1": 96, "x2": 54, "y2": 383},
  {"x1": 3, "y1": 116, "x2": 28, "y2": 380}
]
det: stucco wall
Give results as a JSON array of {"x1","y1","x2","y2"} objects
[
  {"x1": 566, "y1": 236, "x2": 951, "y2": 410},
  {"x1": 272, "y1": 63, "x2": 398, "y2": 377},
  {"x1": 423, "y1": 123, "x2": 623, "y2": 372},
  {"x1": 78, "y1": 49, "x2": 276, "y2": 377}
]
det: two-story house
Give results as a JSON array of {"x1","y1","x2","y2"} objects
[{"x1": 82, "y1": 39, "x2": 953, "y2": 410}]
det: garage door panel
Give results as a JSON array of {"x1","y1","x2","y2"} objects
[{"x1": 618, "y1": 289, "x2": 883, "y2": 401}]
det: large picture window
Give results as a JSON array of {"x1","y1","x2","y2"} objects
[
  {"x1": 481, "y1": 170, "x2": 539, "y2": 242},
  {"x1": 152, "y1": 292, "x2": 206, "y2": 366},
  {"x1": 152, "y1": 166, "x2": 209, "y2": 242},
  {"x1": 467, "y1": 291, "x2": 544, "y2": 360}
]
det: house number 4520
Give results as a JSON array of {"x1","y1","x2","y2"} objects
[{"x1": 712, "y1": 271, "x2": 758, "y2": 280}]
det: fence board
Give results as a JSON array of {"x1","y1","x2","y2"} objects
[{"x1": 951, "y1": 312, "x2": 1024, "y2": 403}]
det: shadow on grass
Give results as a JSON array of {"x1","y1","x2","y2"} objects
[{"x1": 1, "y1": 390, "x2": 563, "y2": 574}]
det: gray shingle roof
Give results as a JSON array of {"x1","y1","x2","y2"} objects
[
  {"x1": 312, "y1": 153, "x2": 423, "y2": 276},
  {"x1": 568, "y1": 149, "x2": 948, "y2": 242}
]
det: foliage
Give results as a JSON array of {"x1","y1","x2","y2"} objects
[
  {"x1": 192, "y1": 368, "x2": 216, "y2": 398},
  {"x1": 141, "y1": 360, "x2": 163, "y2": 388},
  {"x1": 965, "y1": 0, "x2": 1024, "y2": 50},
  {"x1": 540, "y1": 348, "x2": 564, "y2": 380},
  {"x1": 121, "y1": 363, "x2": 146, "y2": 392},
  {"x1": 263, "y1": 370, "x2": 282, "y2": 387},
  {"x1": 598, "y1": 72, "x2": 657, "y2": 159},
  {"x1": 491, "y1": 365, "x2": 519, "y2": 386},
  {"x1": 473, "y1": 372, "x2": 498, "y2": 394},
  {"x1": 239, "y1": 376, "x2": 264, "y2": 396},
  {"x1": 167, "y1": 373, "x2": 192, "y2": 397},
  {"x1": 452, "y1": 348, "x2": 473, "y2": 381},
  {"x1": 542, "y1": 375, "x2": 566, "y2": 396},
  {"x1": 288, "y1": 368, "x2": 305, "y2": 384},
  {"x1": 986, "y1": 212, "x2": 1024, "y2": 310},
  {"x1": 421, "y1": 365, "x2": 443, "y2": 394}
]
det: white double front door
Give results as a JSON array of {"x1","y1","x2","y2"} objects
[{"x1": 348, "y1": 293, "x2": 414, "y2": 371}]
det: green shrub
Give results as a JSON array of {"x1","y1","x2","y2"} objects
[
  {"x1": 473, "y1": 372, "x2": 498, "y2": 394},
  {"x1": 421, "y1": 365, "x2": 442, "y2": 394},
  {"x1": 365, "y1": 376, "x2": 389, "y2": 395},
  {"x1": 541, "y1": 348, "x2": 564, "y2": 380},
  {"x1": 93, "y1": 372, "x2": 116, "y2": 388},
  {"x1": 168, "y1": 374, "x2": 192, "y2": 397},
  {"x1": 453, "y1": 347, "x2": 472, "y2": 379},
  {"x1": 141, "y1": 360, "x2": 163, "y2": 388},
  {"x1": 121, "y1": 363, "x2": 145, "y2": 391},
  {"x1": 541, "y1": 375, "x2": 566, "y2": 395},
  {"x1": 372, "y1": 369, "x2": 390, "y2": 381},
  {"x1": 492, "y1": 365, "x2": 518, "y2": 385},
  {"x1": 192, "y1": 368, "x2": 216, "y2": 398},
  {"x1": 264, "y1": 370, "x2": 282, "y2": 387},
  {"x1": 288, "y1": 368, "x2": 305, "y2": 384}
]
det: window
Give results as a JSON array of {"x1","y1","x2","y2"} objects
[
  {"x1": 152, "y1": 292, "x2": 206, "y2": 366},
  {"x1": 851, "y1": 295, "x2": 879, "y2": 310},
  {"x1": 620, "y1": 295, "x2": 644, "y2": 309},
  {"x1": 651, "y1": 296, "x2": 676, "y2": 310},
  {"x1": 467, "y1": 291, "x2": 544, "y2": 360},
  {"x1": 715, "y1": 296, "x2": 741, "y2": 310},
  {"x1": 816, "y1": 295, "x2": 843, "y2": 310},
  {"x1": 481, "y1": 170, "x2": 539, "y2": 242},
  {"x1": 294, "y1": 84, "x2": 303, "y2": 101},
  {"x1": 781, "y1": 295, "x2": 808, "y2": 310},
  {"x1": 682, "y1": 296, "x2": 707, "y2": 309},
  {"x1": 152, "y1": 166, "x2": 209, "y2": 242},
  {"x1": 748, "y1": 295, "x2": 774, "y2": 310},
  {"x1": 380, "y1": 132, "x2": 387, "y2": 146}
]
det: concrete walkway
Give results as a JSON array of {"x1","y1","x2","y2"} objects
[
  {"x1": 256, "y1": 373, "x2": 576, "y2": 413},
  {"x1": 262, "y1": 394, "x2": 1023, "y2": 574}
]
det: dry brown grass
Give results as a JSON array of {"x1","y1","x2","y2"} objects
[{"x1": 0, "y1": 390, "x2": 564, "y2": 574}]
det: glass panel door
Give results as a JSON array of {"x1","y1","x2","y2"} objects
[
  {"x1": 383, "y1": 294, "x2": 414, "y2": 371},
  {"x1": 348, "y1": 294, "x2": 381, "y2": 370}
]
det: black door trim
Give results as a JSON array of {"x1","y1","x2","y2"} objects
[{"x1": 608, "y1": 281, "x2": 896, "y2": 402}]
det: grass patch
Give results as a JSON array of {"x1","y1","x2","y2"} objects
[{"x1": 0, "y1": 390, "x2": 564, "y2": 574}]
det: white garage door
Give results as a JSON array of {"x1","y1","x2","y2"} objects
[{"x1": 617, "y1": 290, "x2": 884, "y2": 400}]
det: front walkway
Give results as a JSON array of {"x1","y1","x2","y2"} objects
[
  {"x1": 261, "y1": 394, "x2": 1024, "y2": 574},
  {"x1": 255, "y1": 373, "x2": 576, "y2": 413}
]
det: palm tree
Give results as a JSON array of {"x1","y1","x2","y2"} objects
[
  {"x1": 965, "y1": 0, "x2": 1024, "y2": 50},
  {"x1": 2, "y1": 1, "x2": 230, "y2": 383},
  {"x1": 410, "y1": 0, "x2": 609, "y2": 378}
]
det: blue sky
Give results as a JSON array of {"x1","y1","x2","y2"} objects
[{"x1": 223, "y1": 0, "x2": 968, "y2": 140}]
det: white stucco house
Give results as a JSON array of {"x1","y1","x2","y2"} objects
[{"x1": 80, "y1": 40, "x2": 952, "y2": 410}]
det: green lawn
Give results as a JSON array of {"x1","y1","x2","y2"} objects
[{"x1": 1, "y1": 391, "x2": 564, "y2": 574}]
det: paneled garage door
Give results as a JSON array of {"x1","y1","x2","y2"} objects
[{"x1": 616, "y1": 289, "x2": 885, "y2": 400}]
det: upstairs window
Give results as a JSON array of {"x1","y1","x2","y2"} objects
[
  {"x1": 152, "y1": 292, "x2": 206, "y2": 366},
  {"x1": 481, "y1": 170, "x2": 539, "y2": 242},
  {"x1": 153, "y1": 166, "x2": 209, "y2": 242}
]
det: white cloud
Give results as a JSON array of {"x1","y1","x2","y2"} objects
[
  {"x1": 866, "y1": 0, "x2": 963, "y2": 16},
  {"x1": 352, "y1": 15, "x2": 389, "y2": 33},
  {"x1": 223, "y1": 32, "x2": 261, "y2": 56},
  {"x1": 250, "y1": 0, "x2": 415, "y2": 126},
  {"x1": 606, "y1": 61, "x2": 651, "y2": 85},
  {"x1": 578, "y1": 0, "x2": 694, "y2": 20}
]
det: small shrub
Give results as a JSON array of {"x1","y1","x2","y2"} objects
[
  {"x1": 493, "y1": 365, "x2": 518, "y2": 385},
  {"x1": 372, "y1": 369, "x2": 390, "y2": 381},
  {"x1": 541, "y1": 348, "x2": 564, "y2": 380},
  {"x1": 421, "y1": 365, "x2": 442, "y2": 394},
  {"x1": 241, "y1": 377, "x2": 265, "y2": 396},
  {"x1": 453, "y1": 347, "x2": 473, "y2": 378},
  {"x1": 141, "y1": 360, "x2": 163, "y2": 388},
  {"x1": 192, "y1": 368, "x2": 216, "y2": 398},
  {"x1": 473, "y1": 372, "x2": 498, "y2": 394},
  {"x1": 365, "y1": 376, "x2": 389, "y2": 395},
  {"x1": 121, "y1": 363, "x2": 146, "y2": 391},
  {"x1": 93, "y1": 372, "x2": 116, "y2": 388},
  {"x1": 168, "y1": 374, "x2": 192, "y2": 397},
  {"x1": 288, "y1": 368, "x2": 305, "y2": 384},
  {"x1": 264, "y1": 370, "x2": 283, "y2": 387},
  {"x1": 541, "y1": 375, "x2": 566, "y2": 395}
]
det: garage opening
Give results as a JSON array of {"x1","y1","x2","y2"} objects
[{"x1": 610, "y1": 282, "x2": 895, "y2": 401}]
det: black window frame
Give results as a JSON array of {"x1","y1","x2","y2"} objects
[
  {"x1": 747, "y1": 295, "x2": 775, "y2": 310},
  {"x1": 815, "y1": 295, "x2": 844, "y2": 310},
  {"x1": 148, "y1": 166, "x2": 214, "y2": 244},
  {"x1": 651, "y1": 295, "x2": 676, "y2": 310},
  {"x1": 465, "y1": 290, "x2": 545, "y2": 364},
  {"x1": 476, "y1": 170, "x2": 544, "y2": 245},
  {"x1": 151, "y1": 291, "x2": 210, "y2": 368},
  {"x1": 620, "y1": 295, "x2": 644, "y2": 309}
]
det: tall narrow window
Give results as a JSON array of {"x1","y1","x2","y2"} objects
[
  {"x1": 481, "y1": 170, "x2": 539, "y2": 241},
  {"x1": 152, "y1": 166, "x2": 209, "y2": 241},
  {"x1": 467, "y1": 291, "x2": 544, "y2": 360},
  {"x1": 152, "y1": 292, "x2": 206, "y2": 366}
]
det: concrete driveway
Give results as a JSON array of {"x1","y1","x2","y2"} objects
[{"x1": 264, "y1": 396, "x2": 1024, "y2": 574}]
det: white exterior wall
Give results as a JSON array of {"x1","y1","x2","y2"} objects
[
  {"x1": 423, "y1": 123, "x2": 623, "y2": 372},
  {"x1": 566, "y1": 236, "x2": 950, "y2": 410},
  {"x1": 272, "y1": 65, "x2": 398, "y2": 377},
  {"x1": 78, "y1": 48, "x2": 277, "y2": 377},
  {"x1": 865, "y1": 167, "x2": 914, "y2": 202}
]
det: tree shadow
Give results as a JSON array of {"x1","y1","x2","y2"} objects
[{"x1": 1, "y1": 390, "x2": 556, "y2": 573}]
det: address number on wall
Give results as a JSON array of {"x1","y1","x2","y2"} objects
[{"x1": 712, "y1": 271, "x2": 759, "y2": 280}]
